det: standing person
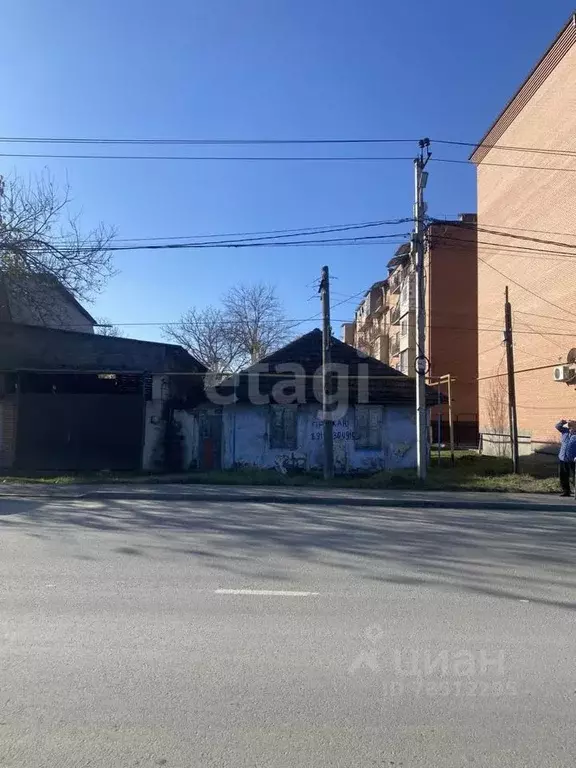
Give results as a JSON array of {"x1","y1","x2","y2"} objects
[{"x1": 555, "y1": 419, "x2": 576, "y2": 497}]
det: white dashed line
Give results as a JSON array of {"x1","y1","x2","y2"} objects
[{"x1": 214, "y1": 588, "x2": 320, "y2": 597}]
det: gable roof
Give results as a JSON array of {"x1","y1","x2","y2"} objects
[
  {"x1": 0, "y1": 272, "x2": 97, "y2": 327},
  {"x1": 0, "y1": 322, "x2": 206, "y2": 374},
  {"x1": 471, "y1": 14, "x2": 576, "y2": 164},
  {"x1": 214, "y1": 328, "x2": 440, "y2": 406}
]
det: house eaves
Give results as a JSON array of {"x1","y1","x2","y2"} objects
[{"x1": 470, "y1": 13, "x2": 576, "y2": 165}]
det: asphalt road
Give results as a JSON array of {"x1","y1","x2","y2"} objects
[{"x1": 0, "y1": 495, "x2": 575, "y2": 767}]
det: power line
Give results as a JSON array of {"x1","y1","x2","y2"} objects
[
  {"x1": 2, "y1": 134, "x2": 576, "y2": 158},
  {"x1": 0, "y1": 151, "x2": 415, "y2": 163},
  {"x1": 513, "y1": 309, "x2": 566, "y2": 324},
  {"x1": 430, "y1": 218, "x2": 576, "y2": 250},
  {"x1": 4, "y1": 149, "x2": 576, "y2": 171},
  {"x1": 0, "y1": 136, "x2": 419, "y2": 146},
  {"x1": 477, "y1": 361, "x2": 561, "y2": 382},
  {"x1": 432, "y1": 138, "x2": 576, "y2": 158},
  {"x1": 474, "y1": 225, "x2": 576, "y2": 251},
  {"x1": 29, "y1": 232, "x2": 411, "y2": 253},
  {"x1": 477, "y1": 255, "x2": 568, "y2": 318},
  {"x1": 84, "y1": 320, "x2": 576, "y2": 337},
  {"x1": 76, "y1": 217, "x2": 413, "y2": 245},
  {"x1": 433, "y1": 157, "x2": 576, "y2": 173},
  {"x1": 468, "y1": 223, "x2": 576, "y2": 239},
  {"x1": 435, "y1": 234, "x2": 576, "y2": 261}
]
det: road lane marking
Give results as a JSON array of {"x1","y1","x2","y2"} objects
[{"x1": 214, "y1": 589, "x2": 320, "y2": 596}]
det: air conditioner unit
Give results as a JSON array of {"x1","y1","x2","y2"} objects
[{"x1": 554, "y1": 365, "x2": 576, "y2": 382}]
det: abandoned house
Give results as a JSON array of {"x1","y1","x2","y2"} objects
[
  {"x1": 0, "y1": 322, "x2": 206, "y2": 471},
  {"x1": 176, "y1": 328, "x2": 439, "y2": 474}
]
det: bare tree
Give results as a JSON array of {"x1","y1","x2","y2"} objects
[
  {"x1": 0, "y1": 171, "x2": 116, "y2": 323},
  {"x1": 485, "y1": 376, "x2": 509, "y2": 457},
  {"x1": 222, "y1": 282, "x2": 291, "y2": 363},
  {"x1": 95, "y1": 317, "x2": 126, "y2": 338},
  {"x1": 162, "y1": 306, "x2": 244, "y2": 383}
]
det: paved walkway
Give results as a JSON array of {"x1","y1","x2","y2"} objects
[{"x1": 0, "y1": 481, "x2": 573, "y2": 511}]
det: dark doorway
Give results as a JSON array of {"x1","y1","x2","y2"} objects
[
  {"x1": 15, "y1": 374, "x2": 145, "y2": 470},
  {"x1": 198, "y1": 408, "x2": 222, "y2": 470}
]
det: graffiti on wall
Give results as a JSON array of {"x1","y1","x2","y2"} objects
[{"x1": 275, "y1": 452, "x2": 307, "y2": 474}]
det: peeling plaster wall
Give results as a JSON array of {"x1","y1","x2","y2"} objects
[
  {"x1": 142, "y1": 375, "x2": 170, "y2": 471},
  {"x1": 218, "y1": 403, "x2": 418, "y2": 473},
  {"x1": 173, "y1": 409, "x2": 199, "y2": 469}
]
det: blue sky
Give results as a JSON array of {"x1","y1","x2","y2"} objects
[{"x1": 1, "y1": 1, "x2": 573, "y2": 341}]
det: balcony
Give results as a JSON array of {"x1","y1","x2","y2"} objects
[
  {"x1": 389, "y1": 335, "x2": 400, "y2": 357},
  {"x1": 390, "y1": 304, "x2": 400, "y2": 326},
  {"x1": 389, "y1": 269, "x2": 402, "y2": 294},
  {"x1": 399, "y1": 279, "x2": 415, "y2": 317}
]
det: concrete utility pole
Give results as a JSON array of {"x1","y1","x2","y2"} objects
[
  {"x1": 413, "y1": 139, "x2": 431, "y2": 480},
  {"x1": 319, "y1": 265, "x2": 334, "y2": 479},
  {"x1": 504, "y1": 286, "x2": 520, "y2": 473}
]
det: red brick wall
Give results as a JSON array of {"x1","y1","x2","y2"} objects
[
  {"x1": 426, "y1": 222, "x2": 479, "y2": 428},
  {"x1": 475, "y1": 40, "x2": 576, "y2": 448}
]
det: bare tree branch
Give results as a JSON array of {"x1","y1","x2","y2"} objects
[
  {"x1": 94, "y1": 317, "x2": 126, "y2": 338},
  {"x1": 222, "y1": 282, "x2": 291, "y2": 363},
  {"x1": 161, "y1": 306, "x2": 245, "y2": 384},
  {"x1": 0, "y1": 170, "x2": 116, "y2": 325}
]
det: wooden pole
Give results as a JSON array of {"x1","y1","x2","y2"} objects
[
  {"x1": 447, "y1": 375, "x2": 455, "y2": 466},
  {"x1": 504, "y1": 287, "x2": 520, "y2": 473},
  {"x1": 320, "y1": 266, "x2": 334, "y2": 480}
]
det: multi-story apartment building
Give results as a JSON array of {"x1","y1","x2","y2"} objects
[
  {"x1": 471, "y1": 14, "x2": 576, "y2": 454},
  {"x1": 343, "y1": 215, "x2": 478, "y2": 444}
]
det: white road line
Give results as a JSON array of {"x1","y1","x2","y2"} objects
[{"x1": 214, "y1": 588, "x2": 320, "y2": 597}]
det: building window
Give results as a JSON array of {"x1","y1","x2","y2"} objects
[
  {"x1": 355, "y1": 405, "x2": 383, "y2": 450},
  {"x1": 269, "y1": 405, "x2": 298, "y2": 449},
  {"x1": 400, "y1": 350, "x2": 409, "y2": 374},
  {"x1": 400, "y1": 319, "x2": 407, "y2": 337}
]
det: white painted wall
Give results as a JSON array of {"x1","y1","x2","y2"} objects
[{"x1": 218, "y1": 403, "x2": 418, "y2": 473}]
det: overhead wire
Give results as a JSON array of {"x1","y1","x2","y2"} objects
[
  {"x1": 433, "y1": 157, "x2": 576, "y2": 173},
  {"x1": 1, "y1": 134, "x2": 576, "y2": 158},
  {"x1": 0, "y1": 151, "x2": 415, "y2": 162},
  {"x1": 24, "y1": 232, "x2": 411, "y2": 253},
  {"x1": 79, "y1": 217, "x2": 413, "y2": 245}
]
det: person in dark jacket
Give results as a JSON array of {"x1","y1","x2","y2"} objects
[{"x1": 555, "y1": 419, "x2": 576, "y2": 496}]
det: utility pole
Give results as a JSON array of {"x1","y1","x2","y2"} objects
[
  {"x1": 504, "y1": 286, "x2": 519, "y2": 473},
  {"x1": 319, "y1": 265, "x2": 334, "y2": 480},
  {"x1": 446, "y1": 375, "x2": 455, "y2": 467},
  {"x1": 414, "y1": 139, "x2": 431, "y2": 480}
]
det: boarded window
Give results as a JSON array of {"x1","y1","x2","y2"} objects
[
  {"x1": 355, "y1": 405, "x2": 383, "y2": 449},
  {"x1": 269, "y1": 405, "x2": 298, "y2": 449}
]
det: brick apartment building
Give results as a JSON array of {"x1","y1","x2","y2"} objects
[
  {"x1": 342, "y1": 215, "x2": 478, "y2": 445},
  {"x1": 471, "y1": 13, "x2": 576, "y2": 454}
]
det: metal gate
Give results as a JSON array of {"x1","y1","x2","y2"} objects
[{"x1": 15, "y1": 393, "x2": 144, "y2": 470}]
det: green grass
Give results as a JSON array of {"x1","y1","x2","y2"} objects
[{"x1": 0, "y1": 451, "x2": 562, "y2": 494}]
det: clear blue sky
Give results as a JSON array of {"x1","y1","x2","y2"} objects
[{"x1": 2, "y1": 1, "x2": 573, "y2": 341}]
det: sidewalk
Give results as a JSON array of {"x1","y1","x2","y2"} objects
[{"x1": 0, "y1": 481, "x2": 573, "y2": 512}]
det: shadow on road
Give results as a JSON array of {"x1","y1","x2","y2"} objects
[{"x1": 1, "y1": 497, "x2": 575, "y2": 609}]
